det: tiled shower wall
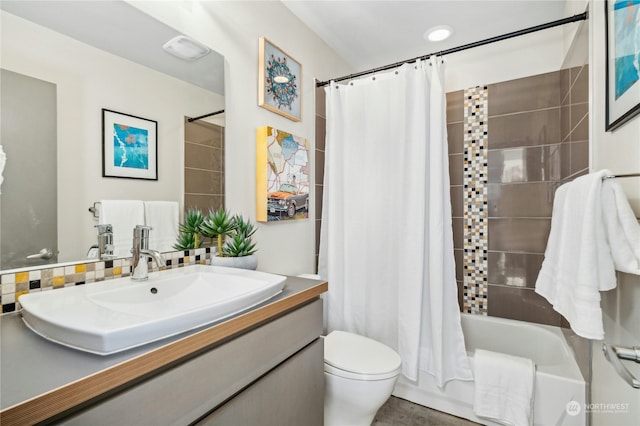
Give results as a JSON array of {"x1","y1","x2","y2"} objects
[
  {"x1": 315, "y1": 65, "x2": 588, "y2": 327},
  {"x1": 184, "y1": 119, "x2": 225, "y2": 213},
  {"x1": 315, "y1": 84, "x2": 326, "y2": 269},
  {"x1": 449, "y1": 65, "x2": 589, "y2": 326}
]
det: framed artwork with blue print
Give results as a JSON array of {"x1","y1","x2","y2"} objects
[
  {"x1": 605, "y1": 0, "x2": 640, "y2": 131},
  {"x1": 102, "y1": 109, "x2": 158, "y2": 180},
  {"x1": 259, "y1": 37, "x2": 302, "y2": 122}
]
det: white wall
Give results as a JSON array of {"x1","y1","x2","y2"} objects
[
  {"x1": 445, "y1": 26, "x2": 565, "y2": 92},
  {"x1": 129, "y1": 1, "x2": 352, "y2": 276},
  {"x1": 588, "y1": 1, "x2": 640, "y2": 424},
  {"x1": 1, "y1": 11, "x2": 223, "y2": 262}
]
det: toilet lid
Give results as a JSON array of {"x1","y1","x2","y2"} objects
[{"x1": 324, "y1": 331, "x2": 402, "y2": 378}]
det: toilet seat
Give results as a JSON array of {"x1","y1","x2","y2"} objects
[{"x1": 324, "y1": 331, "x2": 402, "y2": 381}]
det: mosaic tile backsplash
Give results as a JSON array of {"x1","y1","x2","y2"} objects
[
  {"x1": 462, "y1": 86, "x2": 489, "y2": 315},
  {"x1": 0, "y1": 248, "x2": 212, "y2": 314}
]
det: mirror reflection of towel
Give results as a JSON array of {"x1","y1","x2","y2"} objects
[
  {"x1": 99, "y1": 200, "x2": 145, "y2": 257},
  {"x1": 144, "y1": 201, "x2": 179, "y2": 252}
]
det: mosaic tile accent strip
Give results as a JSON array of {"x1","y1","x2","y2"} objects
[
  {"x1": 462, "y1": 85, "x2": 489, "y2": 315},
  {"x1": 0, "y1": 248, "x2": 212, "y2": 314}
]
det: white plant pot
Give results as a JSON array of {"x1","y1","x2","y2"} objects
[{"x1": 210, "y1": 254, "x2": 258, "y2": 270}]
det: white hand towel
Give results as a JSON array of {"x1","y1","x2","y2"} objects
[
  {"x1": 473, "y1": 349, "x2": 536, "y2": 426},
  {"x1": 601, "y1": 179, "x2": 640, "y2": 275},
  {"x1": 99, "y1": 200, "x2": 145, "y2": 257},
  {"x1": 535, "y1": 170, "x2": 615, "y2": 340},
  {"x1": 144, "y1": 201, "x2": 179, "y2": 252},
  {"x1": 535, "y1": 170, "x2": 640, "y2": 340}
]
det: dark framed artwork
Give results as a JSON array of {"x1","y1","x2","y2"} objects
[
  {"x1": 102, "y1": 109, "x2": 158, "y2": 180},
  {"x1": 258, "y1": 37, "x2": 302, "y2": 121},
  {"x1": 605, "y1": 0, "x2": 640, "y2": 131}
]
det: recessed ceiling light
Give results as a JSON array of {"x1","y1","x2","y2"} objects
[
  {"x1": 163, "y1": 35, "x2": 211, "y2": 61},
  {"x1": 424, "y1": 25, "x2": 453, "y2": 42}
]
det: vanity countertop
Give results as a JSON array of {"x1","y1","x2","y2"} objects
[{"x1": 0, "y1": 273, "x2": 327, "y2": 425}]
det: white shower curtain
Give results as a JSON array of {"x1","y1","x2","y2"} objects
[{"x1": 318, "y1": 58, "x2": 472, "y2": 386}]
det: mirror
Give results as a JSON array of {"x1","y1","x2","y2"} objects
[{"x1": 0, "y1": 1, "x2": 225, "y2": 271}]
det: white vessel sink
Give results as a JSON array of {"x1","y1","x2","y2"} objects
[{"x1": 19, "y1": 265, "x2": 286, "y2": 355}]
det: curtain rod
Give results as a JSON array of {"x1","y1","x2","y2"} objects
[
  {"x1": 316, "y1": 12, "x2": 588, "y2": 88},
  {"x1": 187, "y1": 109, "x2": 225, "y2": 122}
]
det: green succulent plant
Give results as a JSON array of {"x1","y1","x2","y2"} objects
[
  {"x1": 200, "y1": 208, "x2": 237, "y2": 256},
  {"x1": 222, "y1": 215, "x2": 257, "y2": 257},
  {"x1": 174, "y1": 207, "x2": 258, "y2": 257},
  {"x1": 173, "y1": 208, "x2": 205, "y2": 250}
]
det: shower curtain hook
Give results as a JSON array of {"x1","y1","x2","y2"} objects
[{"x1": 349, "y1": 74, "x2": 354, "y2": 86}]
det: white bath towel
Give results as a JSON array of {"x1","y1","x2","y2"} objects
[
  {"x1": 473, "y1": 349, "x2": 536, "y2": 426},
  {"x1": 144, "y1": 201, "x2": 179, "y2": 252},
  {"x1": 601, "y1": 179, "x2": 640, "y2": 275},
  {"x1": 99, "y1": 200, "x2": 145, "y2": 257},
  {"x1": 535, "y1": 170, "x2": 640, "y2": 340}
]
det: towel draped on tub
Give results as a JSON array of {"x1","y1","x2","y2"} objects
[{"x1": 473, "y1": 349, "x2": 536, "y2": 426}]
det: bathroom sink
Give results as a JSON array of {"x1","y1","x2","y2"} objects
[{"x1": 19, "y1": 265, "x2": 286, "y2": 355}]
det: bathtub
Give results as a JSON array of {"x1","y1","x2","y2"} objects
[{"x1": 393, "y1": 313, "x2": 586, "y2": 426}]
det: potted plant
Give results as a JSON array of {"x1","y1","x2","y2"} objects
[
  {"x1": 174, "y1": 208, "x2": 205, "y2": 250},
  {"x1": 174, "y1": 207, "x2": 258, "y2": 270}
]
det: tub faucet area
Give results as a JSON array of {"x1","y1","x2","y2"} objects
[{"x1": 132, "y1": 225, "x2": 166, "y2": 281}]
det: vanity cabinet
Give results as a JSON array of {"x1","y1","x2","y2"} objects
[{"x1": 58, "y1": 299, "x2": 324, "y2": 425}]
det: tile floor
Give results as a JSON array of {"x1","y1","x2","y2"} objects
[{"x1": 372, "y1": 397, "x2": 480, "y2": 426}]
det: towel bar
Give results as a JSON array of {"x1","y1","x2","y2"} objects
[
  {"x1": 88, "y1": 201, "x2": 101, "y2": 219},
  {"x1": 602, "y1": 343, "x2": 640, "y2": 389},
  {"x1": 602, "y1": 172, "x2": 640, "y2": 180}
]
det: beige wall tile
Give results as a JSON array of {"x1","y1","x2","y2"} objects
[
  {"x1": 185, "y1": 169, "x2": 223, "y2": 195},
  {"x1": 185, "y1": 143, "x2": 223, "y2": 171},
  {"x1": 447, "y1": 122, "x2": 464, "y2": 154},
  {"x1": 488, "y1": 108, "x2": 561, "y2": 150},
  {"x1": 488, "y1": 218, "x2": 551, "y2": 253},
  {"x1": 570, "y1": 141, "x2": 589, "y2": 175},
  {"x1": 488, "y1": 71, "x2": 561, "y2": 116},
  {"x1": 446, "y1": 90, "x2": 464, "y2": 123},
  {"x1": 487, "y1": 251, "x2": 544, "y2": 288},
  {"x1": 487, "y1": 145, "x2": 561, "y2": 184},
  {"x1": 449, "y1": 153, "x2": 463, "y2": 185},
  {"x1": 487, "y1": 183, "x2": 554, "y2": 217},
  {"x1": 487, "y1": 285, "x2": 561, "y2": 326}
]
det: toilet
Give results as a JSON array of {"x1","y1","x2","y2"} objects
[{"x1": 323, "y1": 330, "x2": 402, "y2": 426}]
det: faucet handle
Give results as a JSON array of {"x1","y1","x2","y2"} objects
[
  {"x1": 95, "y1": 224, "x2": 113, "y2": 234},
  {"x1": 94, "y1": 224, "x2": 115, "y2": 258},
  {"x1": 133, "y1": 225, "x2": 153, "y2": 250},
  {"x1": 134, "y1": 224, "x2": 153, "y2": 237}
]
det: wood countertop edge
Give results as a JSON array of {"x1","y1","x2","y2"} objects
[{"x1": 0, "y1": 281, "x2": 328, "y2": 426}]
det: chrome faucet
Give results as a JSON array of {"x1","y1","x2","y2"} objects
[
  {"x1": 131, "y1": 225, "x2": 166, "y2": 281},
  {"x1": 94, "y1": 224, "x2": 115, "y2": 259}
]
